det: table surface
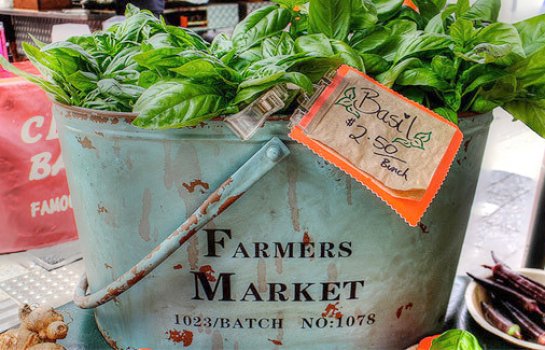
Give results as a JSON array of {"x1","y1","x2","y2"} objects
[{"x1": 56, "y1": 276, "x2": 523, "y2": 349}]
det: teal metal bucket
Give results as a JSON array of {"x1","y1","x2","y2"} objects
[{"x1": 53, "y1": 102, "x2": 493, "y2": 349}]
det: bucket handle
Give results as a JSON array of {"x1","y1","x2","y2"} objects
[{"x1": 73, "y1": 137, "x2": 290, "y2": 309}]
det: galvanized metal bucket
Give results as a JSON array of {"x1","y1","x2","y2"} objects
[{"x1": 53, "y1": 101, "x2": 493, "y2": 349}]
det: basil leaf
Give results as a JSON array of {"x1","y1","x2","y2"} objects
[
  {"x1": 505, "y1": 99, "x2": 545, "y2": 137},
  {"x1": 133, "y1": 49, "x2": 207, "y2": 72},
  {"x1": 171, "y1": 58, "x2": 241, "y2": 88},
  {"x1": 361, "y1": 54, "x2": 390, "y2": 74},
  {"x1": 210, "y1": 33, "x2": 234, "y2": 59},
  {"x1": 114, "y1": 11, "x2": 158, "y2": 43},
  {"x1": 377, "y1": 57, "x2": 422, "y2": 87},
  {"x1": 434, "y1": 107, "x2": 458, "y2": 123},
  {"x1": 330, "y1": 40, "x2": 365, "y2": 71},
  {"x1": 461, "y1": 0, "x2": 501, "y2": 23},
  {"x1": 138, "y1": 71, "x2": 160, "y2": 89},
  {"x1": 469, "y1": 23, "x2": 526, "y2": 65},
  {"x1": 262, "y1": 32, "x2": 295, "y2": 58},
  {"x1": 373, "y1": 0, "x2": 404, "y2": 21},
  {"x1": 514, "y1": 14, "x2": 545, "y2": 55},
  {"x1": 449, "y1": 19, "x2": 475, "y2": 46},
  {"x1": 471, "y1": 95, "x2": 501, "y2": 113},
  {"x1": 67, "y1": 71, "x2": 98, "y2": 93},
  {"x1": 455, "y1": 0, "x2": 470, "y2": 17},
  {"x1": 167, "y1": 28, "x2": 208, "y2": 51},
  {"x1": 510, "y1": 46, "x2": 545, "y2": 88},
  {"x1": 133, "y1": 81, "x2": 227, "y2": 129},
  {"x1": 295, "y1": 34, "x2": 363, "y2": 71},
  {"x1": 0, "y1": 56, "x2": 70, "y2": 104},
  {"x1": 397, "y1": 68, "x2": 449, "y2": 90},
  {"x1": 295, "y1": 33, "x2": 335, "y2": 55},
  {"x1": 232, "y1": 6, "x2": 291, "y2": 50},
  {"x1": 98, "y1": 79, "x2": 145, "y2": 102},
  {"x1": 412, "y1": 0, "x2": 446, "y2": 21},
  {"x1": 308, "y1": 0, "x2": 351, "y2": 41},
  {"x1": 430, "y1": 330, "x2": 483, "y2": 350},
  {"x1": 394, "y1": 32, "x2": 452, "y2": 63},
  {"x1": 431, "y1": 56, "x2": 456, "y2": 81},
  {"x1": 235, "y1": 71, "x2": 312, "y2": 105},
  {"x1": 350, "y1": 0, "x2": 378, "y2": 31},
  {"x1": 288, "y1": 55, "x2": 344, "y2": 82},
  {"x1": 351, "y1": 27, "x2": 392, "y2": 54},
  {"x1": 460, "y1": 64, "x2": 507, "y2": 96},
  {"x1": 231, "y1": 46, "x2": 265, "y2": 71}
]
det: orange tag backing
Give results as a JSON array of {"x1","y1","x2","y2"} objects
[{"x1": 289, "y1": 65, "x2": 463, "y2": 226}]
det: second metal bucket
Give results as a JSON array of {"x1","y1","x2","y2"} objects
[{"x1": 53, "y1": 102, "x2": 492, "y2": 349}]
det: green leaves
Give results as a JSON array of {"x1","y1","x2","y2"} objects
[
  {"x1": 262, "y1": 32, "x2": 295, "y2": 58},
  {"x1": 463, "y1": 23, "x2": 525, "y2": 66},
  {"x1": 505, "y1": 99, "x2": 545, "y2": 138},
  {"x1": 460, "y1": 0, "x2": 500, "y2": 23},
  {"x1": 412, "y1": 0, "x2": 446, "y2": 21},
  {"x1": 308, "y1": 0, "x2": 351, "y2": 41},
  {"x1": 394, "y1": 32, "x2": 452, "y2": 63},
  {"x1": 1, "y1": 1, "x2": 545, "y2": 136},
  {"x1": 430, "y1": 330, "x2": 482, "y2": 350},
  {"x1": 515, "y1": 14, "x2": 545, "y2": 55},
  {"x1": 232, "y1": 6, "x2": 291, "y2": 50},
  {"x1": 133, "y1": 82, "x2": 228, "y2": 128}
]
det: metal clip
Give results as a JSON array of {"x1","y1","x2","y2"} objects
[
  {"x1": 289, "y1": 69, "x2": 339, "y2": 129},
  {"x1": 226, "y1": 85, "x2": 290, "y2": 141}
]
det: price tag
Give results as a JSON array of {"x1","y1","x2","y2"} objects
[{"x1": 289, "y1": 65, "x2": 463, "y2": 226}]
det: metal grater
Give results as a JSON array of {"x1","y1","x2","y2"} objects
[{"x1": 0, "y1": 262, "x2": 84, "y2": 333}]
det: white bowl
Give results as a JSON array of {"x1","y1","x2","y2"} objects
[{"x1": 465, "y1": 268, "x2": 545, "y2": 350}]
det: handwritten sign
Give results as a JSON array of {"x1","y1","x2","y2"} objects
[{"x1": 289, "y1": 65, "x2": 463, "y2": 226}]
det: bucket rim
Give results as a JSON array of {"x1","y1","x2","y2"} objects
[
  {"x1": 51, "y1": 99, "x2": 483, "y2": 125},
  {"x1": 52, "y1": 100, "x2": 139, "y2": 123},
  {"x1": 51, "y1": 100, "x2": 293, "y2": 125}
]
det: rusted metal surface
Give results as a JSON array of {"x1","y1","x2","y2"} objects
[
  {"x1": 53, "y1": 102, "x2": 494, "y2": 349},
  {"x1": 73, "y1": 137, "x2": 290, "y2": 309}
]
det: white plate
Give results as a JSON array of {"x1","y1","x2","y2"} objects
[{"x1": 465, "y1": 268, "x2": 545, "y2": 350}]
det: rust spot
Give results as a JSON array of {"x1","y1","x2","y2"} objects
[
  {"x1": 217, "y1": 193, "x2": 244, "y2": 214},
  {"x1": 199, "y1": 265, "x2": 216, "y2": 282},
  {"x1": 173, "y1": 264, "x2": 183, "y2": 270},
  {"x1": 303, "y1": 232, "x2": 312, "y2": 246},
  {"x1": 76, "y1": 136, "x2": 96, "y2": 150},
  {"x1": 417, "y1": 222, "x2": 430, "y2": 234},
  {"x1": 188, "y1": 122, "x2": 208, "y2": 129},
  {"x1": 166, "y1": 329, "x2": 193, "y2": 346},
  {"x1": 127, "y1": 267, "x2": 147, "y2": 287},
  {"x1": 178, "y1": 215, "x2": 198, "y2": 244},
  {"x1": 104, "y1": 263, "x2": 112, "y2": 269},
  {"x1": 98, "y1": 205, "x2": 108, "y2": 214},
  {"x1": 463, "y1": 138, "x2": 473, "y2": 153},
  {"x1": 322, "y1": 302, "x2": 342, "y2": 319},
  {"x1": 396, "y1": 303, "x2": 414, "y2": 319},
  {"x1": 182, "y1": 179, "x2": 210, "y2": 194},
  {"x1": 396, "y1": 306, "x2": 404, "y2": 319},
  {"x1": 268, "y1": 339, "x2": 283, "y2": 346},
  {"x1": 197, "y1": 178, "x2": 233, "y2": 215}
]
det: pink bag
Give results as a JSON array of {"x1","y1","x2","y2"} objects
[{"x1": 0, "y1": 76, "x2": 78, "y2": 253}]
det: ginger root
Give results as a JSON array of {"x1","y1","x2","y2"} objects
[{"x1": 0, "y1": 305, "x2": 67, "y2": 350}]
